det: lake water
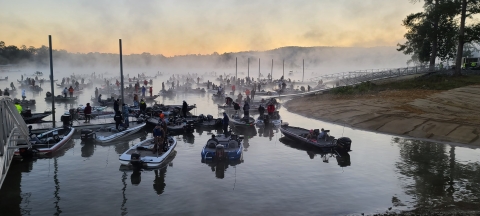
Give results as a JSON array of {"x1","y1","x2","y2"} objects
[{"x1": 1, "y1": 71, "x2": 480, "y2": 215}]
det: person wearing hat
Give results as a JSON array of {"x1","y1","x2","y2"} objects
[
  {"x1": 222, "y1": 112, "x2": 229, "y2": 134},
  {"x1": 84, "y1": 103, "x2": 92, "y2": 123},
  {"x1": 15, "y1": 101, "x2": 22, "y2": 114},
  {"x1": 152, "y1": 123, "x2": 165, "y2": 154},
  {"x1": 318, "y1": 128, "x2": 326, "y2": 140}
]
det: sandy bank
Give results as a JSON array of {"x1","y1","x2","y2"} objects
[{"x1": 285, "y1": 85, "x2": 480, "y2": 146}]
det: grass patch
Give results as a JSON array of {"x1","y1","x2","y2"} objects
[{"x1": 330, "y1": 74, "x2": 480, "y2": 95}]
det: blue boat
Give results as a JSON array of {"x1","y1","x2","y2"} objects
[{"x1": 201, "y1": 133, "x2": 244, "y2": 161}]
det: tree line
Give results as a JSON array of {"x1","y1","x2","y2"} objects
[{"x1": 397, "y1": 0, "x2": 480, "y2": 75}]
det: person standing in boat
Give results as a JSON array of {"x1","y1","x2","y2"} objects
[
  {"x1": 152, "y1": 123, "x2": 165, "y2": 154},
  {"x1": 149, "y1": 86, "x2": 153, "y2": 97},
  {"x1": 162, "y1": 82, "x2": 165, "y2": 91},
  {"x1": 267, "y1": 102, "x2": 275, "y2": 117},
  {"x1": 222, "y1": 112, "x2": 229, "y2": 134},
  {"x1": 22, "y1": 89, "x2": 26, "y2": 100},
  {"x1": 114, "y1": 99, "x2": 120, "y2": 112},
  {"x1": 10, "y1": 82, "x2": 15, "y2": 90},
  {"x1": 114, "y1": 110, "x2": 123, "y2": 130},
  {"x1": 231, "y1": 84, "x2": 235, "y2": 94},
  {"x1": 63, "y1": 87, "x2": 68, "y2": 98},
  {"x1": 68, "y1": 86, "x2": 74, "y2": 97},
  {"x1": 139, "y1": 99, "x2": 147, "y2": 115},
  {"x1": 84, "y1": 103, "x2": 92, "y2": 123},
  {"x1": 251, "y1": 88, "x2": 255, "y2": 101},
  {"x1": 182, "y1": 100, "x2": 188, "y2": 118},
  {"x1": 141, "y1": 86, "x2": 146, "y2": 97},
  {"x1": 15, "y1": 101, "x2": 22, "y2": 113},
  {"x1": 237, "y1": 93, "x2": 243, "y2": 104},
  {"x1": 243, "y1": 101, "x2": 250, "y2": 118},
  {"x1": 122, "y1": 103, "x2": 130, "y2": 128},
  {"x1": 258, "y1": 104, "x2": 265, "y2": 117},
  {"x1": 3, "y1": 88, "x2": 9, "y2": 96},
  {"x1": 95, "y1": 87, "x2": 99, "y2": 99},
  {"x1": 133, "y1": 94, "x2": 139, "y2": 107},
  {"x1": 0, "y1": 89, "x2": 3, "y2": 96}
]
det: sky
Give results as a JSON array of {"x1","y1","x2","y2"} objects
[{"x1": 0, "y1": 0, "x2": 423, "y2": 56}]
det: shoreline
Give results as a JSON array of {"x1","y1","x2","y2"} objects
[{"x1": 284, "y1": 85, "x2": 480, "y2": 147}]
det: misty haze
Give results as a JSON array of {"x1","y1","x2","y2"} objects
[{"x1": 1, "y1": 1, "x2": 480, "y2": 216}]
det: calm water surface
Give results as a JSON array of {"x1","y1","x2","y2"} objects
[{"x1": 1, "y1": 71, "x2": 480, "y2": 215}]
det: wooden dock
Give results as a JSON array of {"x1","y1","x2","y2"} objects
[{"x1": 30, "y1": 117, "x2": 140, "y2": 132}]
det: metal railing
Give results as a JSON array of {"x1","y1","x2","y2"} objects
[
  {"x1": 0, "y1": 96, "x2": 32, "y2": 189},
  {"x1": 310, "y1": 65, "x2": 450, "y2": 86}
]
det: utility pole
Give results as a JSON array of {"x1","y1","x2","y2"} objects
[
  {"x1": 235, "y1": 57, "x2": 237, "y2": 84},
  {"x1": 258, "y1": 58, "x2": 260, "y2": 80},
  {"x1": 283, "y1": 59, "x2": 285, "y2": 78},
  {"x1": 247, "y1": 58, "x2": 250, "y2": 80},
  {"x1": 48, "y1": 35, "x2": 55, "y2": 127},
  {"x1": 271, "y1": 59, "x2": 273, "y2": 81},
  {"x1": 302, "y1": 59, "x2": 305, "y2": 82},
  {"x1": 119, "y1": 39, "x2": 124, "y2": 110}
]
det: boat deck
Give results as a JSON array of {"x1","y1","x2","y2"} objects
[{"x1": 126, "y1": 139, "x2": 174, "y2": 157}]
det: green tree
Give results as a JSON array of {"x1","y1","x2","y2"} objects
[{"x1": 398, "y1": 0, "x2": 458, "y2": 68}]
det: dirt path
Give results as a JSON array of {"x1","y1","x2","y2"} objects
[{"x1": 285, "y1": 85, "x2": 480, "y2": 146}]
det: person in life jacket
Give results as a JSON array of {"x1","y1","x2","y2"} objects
[
  {"x1": 243, "y1": 101, "x2": 250, "y2": 118},
  {"x1": 258, "y1": 104, "x2": 265, "y2": 117},
  {"x1": 15, "y1": 101, "x2": 22, "y2": 113},
  {"x1": 139, "y1": 99, "x2": 147, "y2": 114},
  {"x1": 68, "y1": 86, "x2": 74, "y2": 97},
  {"x1": 267, "y1": 103, "x2": 275, "y2": 116}
]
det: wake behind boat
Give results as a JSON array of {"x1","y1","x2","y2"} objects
[
  {"x1": 80, "y1": 122, "x2": 146, "y2": 143},
  {"x1": 119, "y1": 136, "x2": 177, "y2": 168}
]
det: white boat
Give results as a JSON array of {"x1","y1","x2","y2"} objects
[
  {"x1": 80, "y1": 123, "x2": 146, "y2": 143},
  {"x1": 119, "y1": 136, "x2": 177, "y2": 168},
  {"x1": 16, "y1": 127, "x2": 75, "y2": 156}
]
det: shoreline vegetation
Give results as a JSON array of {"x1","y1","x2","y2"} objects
[{"x1": 285, "y1": 71, "x2": 480, "y2": 146}]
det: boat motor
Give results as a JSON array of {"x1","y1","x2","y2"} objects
[
  {"x1": 336, "y1": 137, "x2": 352, "y2": 152},
  {"x1": 80, "y1": 129, "x2": 95, "y2": 140},
  {"x1": 215, "y1": 144, "x2": 225, "y2": 161},
  {"x1": 183, "y1": 120, "x2": 195, "y2": 134},
  {"x1": 61, "y1": 113, "x2": 71, "y2": 129},
  {"x1": 130, "y1": 152, "x2": 143, "y2": 169}
]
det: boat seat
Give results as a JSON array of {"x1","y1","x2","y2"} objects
[
  {"x1": 207, "y1": 139, "x2": 218, "y2": 148},
  {"x1": 228, "y1": 140, "x2": 239, "y2": 148}
]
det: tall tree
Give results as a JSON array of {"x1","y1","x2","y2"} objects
[{"x1": 398, "y1": 0, "x2": 458, "y2": 68}]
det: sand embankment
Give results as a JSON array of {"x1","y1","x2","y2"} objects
[{"x1": 285, "y1": 85, "x2": 480, "y2": 146}]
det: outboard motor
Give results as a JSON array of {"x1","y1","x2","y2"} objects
[
  {"x1": 130, "y1": 152, "x2": 143, "y2": 169},
  {"x1": 61, "y1": 113, "x2": 71, "y2": 129},
  {"x1": 80, "y1": 129, "x2": 95, "y2": 140},
  {"x1": 215, "y1": 144, "x2": 225, "y2": 161},
  {"x1": 336, "y1": 137, "x2": 352, "y2": 152},
  {"x1": 46, "y1": 91, "x2": 52, "y2": 97},
  {"x1": 183, "y1": 121, "x2": 195, "y2": 134}
]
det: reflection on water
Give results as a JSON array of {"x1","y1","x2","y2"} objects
[
  {"x1": 280, "y1": 137, "x2": 351, "y2": 167},
  {"x1": 3, "y1": 71, "x2": 480, "y2": 214},
  {"x1": 394, "y1": 138, "x2": 480, "y2": 212}
]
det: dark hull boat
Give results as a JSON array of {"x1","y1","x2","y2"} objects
[
  {"x1": 0, "y1": 76, "x2": 8, "y2": 81},
  {"x1": 229, "y1": 114, "x2": 256, "y2": 128},
  {"x1": 45, "y1": 92, "x2": 78, "y2": 102},
  {"x1": 146, "y1": 116, "x2": 195, "y2": 134},
  {"x1": 13, "y1": 98, "x2": 36, "y2": 107},
  {"x1": 22, "y1": 111, "x2": 52, "y2": 124},
  {"x1": 279, "y1": 124, "x2": 352, "y2": 152}
]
